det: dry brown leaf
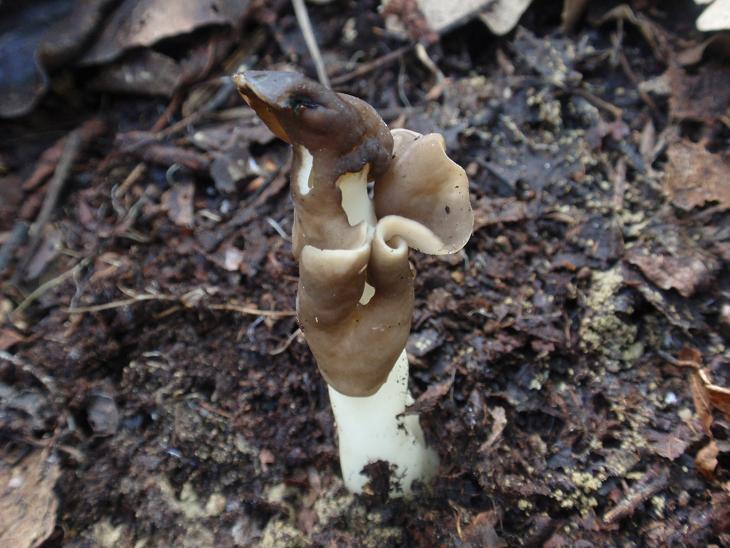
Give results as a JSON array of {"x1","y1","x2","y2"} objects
[
  {"x1": 678, "y1": 346, "x2": 703, "y2": 366},
  {"x1": 404, "y1": 370, "x2": 454, "y2": 416},
  {"x1": 667, "y1": 63, "x2": 730, "y2": 123},
  {"x1": 646, "y1": 429, "x2": 691, "y2": 460},
  {"x1": 80, "y1": 0, "x2": 251, "y2": 65},
  {"x1": 161, "y1": 182, "x2": 194, "y2": 228},
  {"x1": 706, "y1": 383, "x2": 730, "y2": 421},
  {"x1": 0, "y1": 451, "x2": 60, "y2": 548},
  {"x1": 626, "y1": 245, "x2": 718, "y2": 298},
  {"x1": 479, "y1": 406, "x2": 507, "y2": 452},
  {"x1": 664, "y1": 141, "x2": 730, "y2": 211},
  {"x1": 461, "y1": 510, "x2": 506, "y2": 548},
  {"x1": 690, "y1": 370, "x2": 714, "y2": 435},
  {"x1": 696, "y1": 440, "x2": 719, "y2": 480}
]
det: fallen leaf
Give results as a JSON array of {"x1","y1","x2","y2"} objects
[
  {"x1": 0, "y1": 451, "x2": 60, "y2": 548},
  {"x1": 626, "y1": 245, "x2": 718, "y2": 297},
  {"x1": 667, "y1": 63, "x2": 730, "y2": 123},
  {"x1": 88, "y1": 50, "x2": 182, "y2": 96},
  {"x1": 161, "y1": 183, "x2": 195, "y2": 228},
  {"x1": 461, "y1": 511, "x2": 506, "y2": 548},
  {"x1": 664, "y1": 141, "x2": 730, "y2": 211},
  {"x1": 0, "y1": 0, "x2": 113, "y2": 118},
  {"x1": 479, "y1": 406, "x2": 507, "y2": 452},
  {"x1": 80, "y1": 0, "x2": 251, "y2": 66},
  {"x1": 645, "y1": 428, "x2": 691, "y2": 460},
  {"x1": 473, "y1": 197, "x2": 529, "y2": 230},
  {"x1": 696, "y1": 440, "x2": 719, "y2": 480},
  {"x1": 404, "y1": 370, "x2": 454, "y2": 415},
  {"x1": 706, "y1": 383, "x2": 730, "y2": 421},
  {"x1": 690, "y1": 370, "x2": 714, "y2": 435}
]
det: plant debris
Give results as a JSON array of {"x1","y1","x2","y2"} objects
[{"x1": 1, "y1": 0, "x2": 729, "y2": 545}]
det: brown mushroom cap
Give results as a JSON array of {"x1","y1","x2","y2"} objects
[
  {"x1": 234, "y1": 71, "x2": 473, "y2": 397},
  {"x1": 374, "y1": 129, "x2": 473, "y2": 254},
  {"x1": 234, "y1": 70, "x2": 393, "y2": 257}
]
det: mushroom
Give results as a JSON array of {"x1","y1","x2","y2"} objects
[{"x1": 234, "y1": 70, "x2": 473, "y2": 494}]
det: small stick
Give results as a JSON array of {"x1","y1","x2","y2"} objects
[
  {"x1": 66, "y1": 293, "x2": 173, "y2": 313},
  {"x1": 12, "y1": 258, "x2": 90, "y2": 317},
  {"x1": 207, "y1": 303, "x2": 296, "y2": 319},
  {"x1": 17, "y1": 130, "x2": 83, "y2": 280},
  {"x1": 603, "y1": 466, "x2": 669, "y2": 524},
  {"x1": 269, "y1": 328, "x2": 303, "y2": 356},
  {"x1": 331, "y1": 45, "x2": 413, "y2": 86},
  {"x1": 574, "y1": 87, "x2": 623, "y2": 120},
  {"x1": 66, "y1": 290, "x2": 295, "y2": 319},
  {"x1": 291, "y1": 0, "x2": 330, "y2": 88},
  {"x1": 618, "y1": 52, "x2": 660, "y2": 118}
]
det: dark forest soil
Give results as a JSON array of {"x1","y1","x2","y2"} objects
[{"x1": 1, "y1": 0, "x2": 729, "y2": 546}]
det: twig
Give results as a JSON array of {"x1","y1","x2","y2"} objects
[
  {"x1": 291, "y1": 0, "x2": 330, "y2": 88},
  {"x1": 208, "y1": 303, "x2": 296, "y2": 319},
  {"x1": 602, "y1": 466, "x2": 669, "y2": 524},
  {"x1": 618, "y1": 52, "x2": 661, "y2": 118},
  {"x1": 269, "y1": 328, "x2": 303, "y2": 356},
  {"x1": 111, "y1": 162, "x2": 146, "y2": 217},
  {"x1": 66, "y1": 289, "x2": 296, "y2": 319},
  {"x1": 12, "y1": 258, "x2": 90, "y2": 318},
  {"x1": 415, "y1": 43, "x2": 444, "y2": 82},
  {"x1": 66, "y1": 293, "x2": 172, "y2": 313},
  {"x1": 574, "y1": 87, "x2": 623, "y2": 120},
  {"x1": 17, "y1": 130, "x2": 83, "y2": 280},
  {"x1": 331, "y1": 45, "x2": 413, "y2": 86},
  {"x1": 266, "y1": 216, "x2": 291, "y2": 241},
  {"x1": 197, "y1": 400, "x2": 233, "y2": 419}
]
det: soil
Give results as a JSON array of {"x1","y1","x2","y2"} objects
[{"x1": 1, "y1": 0, "x2": 729, "y2": 546}]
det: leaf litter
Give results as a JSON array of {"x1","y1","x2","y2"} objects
[{"x1": 0, "y1": 0, "x2": 729, "y2": 545}]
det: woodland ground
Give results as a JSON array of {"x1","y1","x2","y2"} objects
[{"x1": 1, "y1": 0, "x2": 729, "y2": 546}]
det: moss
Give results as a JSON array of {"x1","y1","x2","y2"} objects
[
  {"x1": 260, "y1": 520, "x2": 309, "y2": 548},
  {"x1": 579, "y1": 266, "x2": 638, "y2": 370}
]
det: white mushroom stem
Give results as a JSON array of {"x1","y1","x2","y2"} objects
[{"x1": 327, "y1": 349, "x2": 439, "y2": 495}]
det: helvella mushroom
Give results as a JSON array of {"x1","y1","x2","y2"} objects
[{"x1": 234, "y1": 70, "x2": 473, "y2": 495}]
